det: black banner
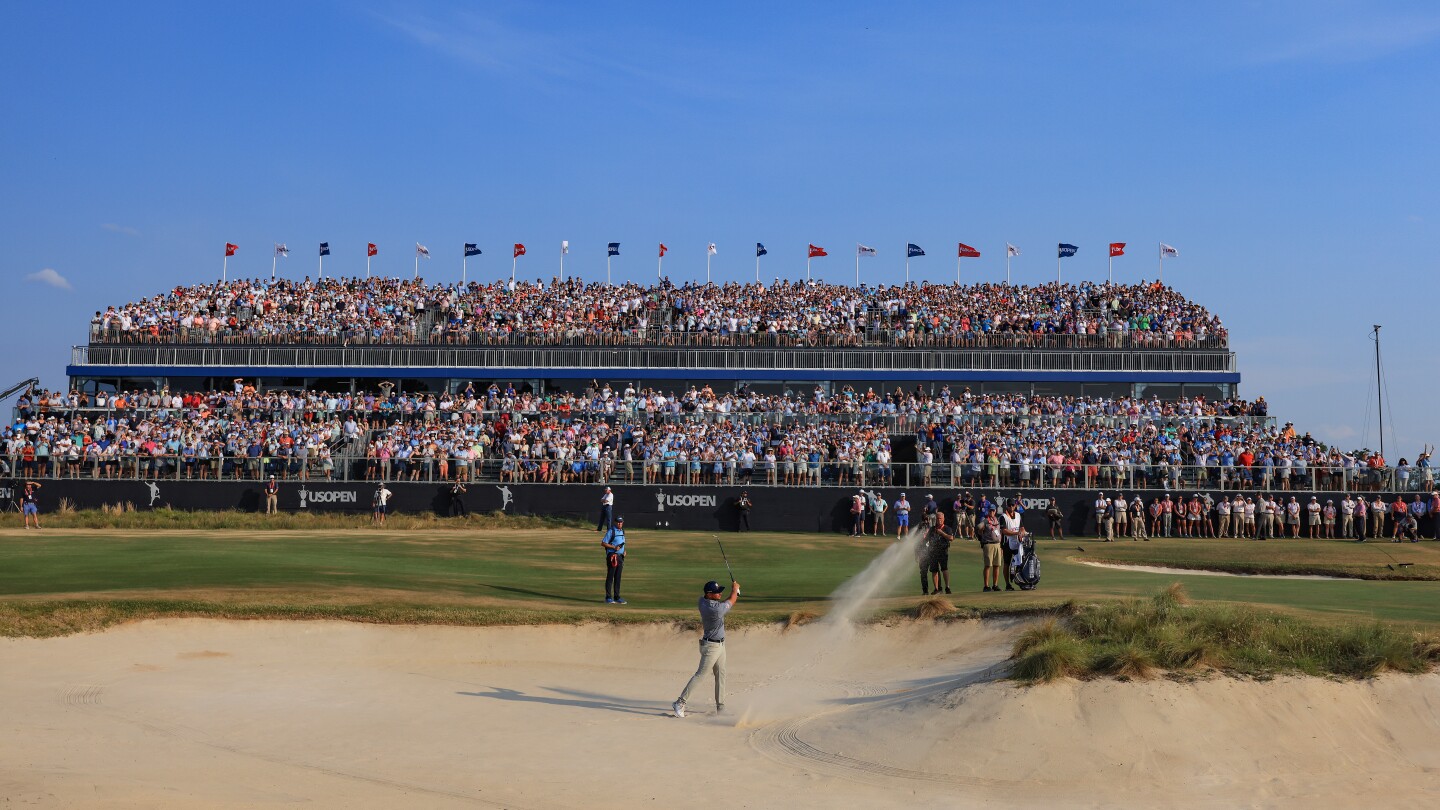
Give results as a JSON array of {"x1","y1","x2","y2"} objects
[{"x1": 11, "y1": 478, "x2": 1431, "y2": 536}]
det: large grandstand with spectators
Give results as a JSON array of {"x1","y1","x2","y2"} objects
[{"x1": 7, "y1": 274, "x2": 1430, "y2": 532}]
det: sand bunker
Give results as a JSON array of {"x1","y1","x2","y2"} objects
[
  {"x1": 1078, "y1": 559, "x2": 1355, "y2": 580},
  {"x1": 2, "y1": 619, "x2": 1437, "y2": 808}
]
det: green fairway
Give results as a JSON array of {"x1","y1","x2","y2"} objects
[{"x1": 0, "y1": 528, "x2": 1436, "y2": 634}]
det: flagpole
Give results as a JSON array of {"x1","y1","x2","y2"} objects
[
  {"x1": 1108, "y1": 253, "x2": 1113, "y2": 284},
  {"x1": 560, "y1": 244, "x2": 565, "y2": 282},
  {"x1": 656, "y1": 254, "x2": 661, "y2": 282},
  {"x1": 223, "y1": 255, "x2": 228, "y2": 282},
  {"x1": 271, "y1": 254, "x2": 277, "y2": 281},
  {"x1": 855, "y1": 246, "x2": 860, "y2": 286},
  {"x1": 755, "y1": 253, "x2": 759, "y2": 283},
  {"x1": 1158, "y1": 242, "x2": 1163, "y2": 283},
  {"x1": 608, "y1": 255, "x2": 612, "y2": 286},
  {"x1": 1006, "y1": 252, "x2": 1011, "y2": 285},
  {"x1": 463, "y1": 256, "x2": 467, "y2": 285},
  {"x1": 1056, "y1": 253, "x2": 1060, "y2": 284},
  {"x1": 956, "y1": 254, "x2": 961, "y2": 284},
  {"x1": 511, "y1": 256, "x2": 516, "y2": 285},
  {"x1": 366, "y1": 255, "x2": 371, "y2": 279},
  {"x1": 706, "y1": 252, "x2": 711, "y2": 284},
  {"x1": 318, "y1": 254, "x2": 323, "y2": 279},
  {"x1": 806, "y1": 255, "x2": 811, "y2": 282},
  {"x1": 905, "y1": 247, "x2": 910, "y2": 285}
]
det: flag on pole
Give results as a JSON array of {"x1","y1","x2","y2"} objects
[
  {"x1": 1057, "y1": 243, "x2": 1078, "y2": 258},
  {"x1": 658, "y1": 243, "x2": 668, "y2": 257},
  {"x1": 756, "y1": 243, "x2": 767, "y2": 257},
  {"x1": 1006, "y1": 243, "x2": 1021, "y2": 257},
  {"x1": 464, "y1": 243, "x2": 481, "y2": 257},
  {"x1": 607, "y1": 242, "x2": 620, "y2": 257},
  {"x1": 906, "y1": 243, "x2": 925, "y2": 258},
  {"x1": 1160, "y1": 243, "x2": 1179, "y2": 258},
  {"x1": 225, "y1": 243, "x2": 238, "y2": 257},
  {"x1": 1109, "y1": 242, "x2": 1126, "y2": 257},
  {"x1": 857, "y1": 244, "x2": 877, "y2": 256},
  {"x1": 957, "y1": 243, "x2": 981, "y2": 258},
  {"x1": 707, "y1": 243, "x2": 717, "y2": 255},
  {"x1": 274, "y1": 243, "x2": 289, "y2": 258},
  {"x1": 514, "y1": 243, "x2": 526, "y2": 258},
  {"x1": 808, "y1": 244, "x2": 828, "y2": 258},
  {"x1": 416, "y1": 243, "x2": 431, "y2": 259},
  {"x1": 561, "y1": 240, "x2": 569, "y2": 255},
  {"x1": 319, "y1": 242, "x2": 331, "y2": 257},
  {"x1": 367, "y1": 243, "x2": 378, "y2": 257}
]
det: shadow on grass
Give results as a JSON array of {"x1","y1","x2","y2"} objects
[
  {"x1": 457, "y1": 686, "x2": 661, "y2": 716},
  {"x1": 474, "y1": 583, "x2": 596, "y2": 604}
]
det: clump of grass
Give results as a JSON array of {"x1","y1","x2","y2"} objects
[
  {"x1": 1011, "y1": 583, "x2": 1437, "y2": 683},
  {"x1": 783, "y1": 610, "x2": 819, "y2": 629},
  {"x1": 56, "y1": 497, "x2": 77, "y2": 515},
  {"x1": 914, "y1": 596, "x2": 955, "y2": 620}
]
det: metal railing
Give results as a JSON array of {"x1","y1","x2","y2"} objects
[
  {"x1": 72, "y1": 344, "x2": 1238, "y2": 374},
  {"x1": 5, "y1": 456, "x2": 1428, "y2": 495}
]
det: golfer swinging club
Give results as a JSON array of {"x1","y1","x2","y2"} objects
[{"x1": 672, "y1": 578, "x2": 739, "y2": 718}]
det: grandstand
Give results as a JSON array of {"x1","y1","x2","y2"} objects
[
  {"x1": 67, "y1": 277, "x2": 1236, "y2": 400},
  {"x1": 18, "y1": 273, "x2": 1429, "y2": 531}
]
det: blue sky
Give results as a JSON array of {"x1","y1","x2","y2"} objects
[{"x1": 3, "y1": 1, "x2": 1437, "y2": 454}]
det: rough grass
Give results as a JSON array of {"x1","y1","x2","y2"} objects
[
  {"x1": 913, "y1": 596, "x2": 956, "y2": 620},
  {"x1": 1010, "y1": 584, "x2": 1440, "y2": 683},
  {"x1": 29, "y1": 508, "x2": 589, "y2": 532}
]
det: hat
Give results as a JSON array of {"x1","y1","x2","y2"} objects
[
  {"x1": 269, "y1": 474, "x2": 275, "y2": 479},
  {"x1": 703, "y1": 580, "x2": 724, "y2": 594},
  {"x1": 615, "y1": 516, "x2": 624, "y2": 522},
  {"x1": 926, "y1": 494, "x2": 934, "y2": 499}
]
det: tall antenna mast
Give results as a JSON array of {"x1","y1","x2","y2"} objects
[{"x1": 1373, "y1": 324, "x2": 1385, "y2": 459}]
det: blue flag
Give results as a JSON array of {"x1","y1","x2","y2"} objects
[
  {"x1": 1057, "y1": 243, "x2": 1078, "y2": 258},
  {"x1": 319, "y1": 242, "x2": 330, "y2": 257},
  {"x1": 907, "y1": 243, "x2": 925, "y2": 258},
  {"x1": 608, "y1": 242, "x2": 620, "y2": 257},
  {"x1": 756, "y1": 242, "x2": 767, "y2": 257},
  {"x1": 464, "y1": 243, "x2": 481, "y2": 257}
]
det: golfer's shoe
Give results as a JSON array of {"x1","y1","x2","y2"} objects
[
  {"x1": 614, "y1": 598, "x2": 627, "y2": 605},
  {"x1": 672, "y1": 701, "x2": 686, "y2": 718},
  {"x1": 605, "y1": 598, "x2": 615, "y2": 604}
]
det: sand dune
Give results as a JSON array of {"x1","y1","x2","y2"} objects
[{"x1": 1, "y1": 619, "x2": 1436, "y2": 808}]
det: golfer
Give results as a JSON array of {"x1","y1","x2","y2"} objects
[
  {"x1": 264, "y1": 475, "x2": 279, "y2": 514},
  {"x1": 601, "y1": 517, "x2": 627, "y2": 604},
  {"x1": 672, "y1": 578, "x2": 740, "y2": 718}
]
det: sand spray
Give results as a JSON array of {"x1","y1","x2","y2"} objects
[{"x1": 732, "y1": 527, "x2": 928, "y2": 726}]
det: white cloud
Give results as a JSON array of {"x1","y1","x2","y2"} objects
[
  {"x1": 1245, "y1": 12, "x2": 1440, "y2": 66},
  {"x1": 101, "y1": 223, "x2": 140, "y2": 236},
  {"x1": 26, "y1": 268, "x2": 73, "y2": 291}
]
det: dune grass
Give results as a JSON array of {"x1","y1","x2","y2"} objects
[{"x1": 1010, "y1": 584, "x2": 1440, "y2": 682}]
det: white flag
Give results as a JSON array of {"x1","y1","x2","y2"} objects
[
  {"x1": 416, "y1": 243, "x2": 431, "y2": 258},
  {"x1": 274, "y1": 243, "x2": 289, "y2": 258},
  {"x1": 1159, "y1": 242, "x2": 1179, "y2": 258},
  {"x1": 707, "y1": 242, "x2": 717, "y2": 255},
  {"x1": 1007, "y1": 243, "x2": 1021, "y2": 257},
  {"x1": 857, "y1": 244, "x2": 877, "y2": 256},
  {"x1": 562, "y1": 240, "x2": 570, "y2": 255}
]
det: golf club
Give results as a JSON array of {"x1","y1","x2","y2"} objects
[{"x1": 714, "y1": 534, "x2": 736, "y2": 583}]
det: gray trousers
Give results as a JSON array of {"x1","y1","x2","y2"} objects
[{"x1": 677, "y1": 639, "x2": 727, "y2": 709}]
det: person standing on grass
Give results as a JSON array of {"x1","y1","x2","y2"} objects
[
  {"x1": 734, "y1": 490, "x2": 752, "y2": 532},
  {"x1": 1306, "y1": 496, "x2": 1321, "y2": 538},
  {"x1": 871, "y1": 491, "x2": 887, "y2": 537},
  {"x1": 264, "y1": 474, "x2": 279, "y2": 514},
  {"x1": 1340, "y1": 495, "x2": 1355, "y2": 539},
  {"x1": 1131, "y1": 496, "x2": 1148, "y2": 540},
  {"x1": 21, "y1": 481, "x2": 41, "y2": 529},
  {"x1": 1045, "y1": 497, "x2": 1065, "y2": 541},
  {"x1": 597, "y1": 486, "x2": 614, "y2": 532},
  {"x1": 979, "y1": 507, "x2": 1003, "y2": 592},
  {"x1": 672, "y1": 579, "x2": 739, "y2": 718},
  {"x1": 926, "y1": 512, "x2": 956, "y2": 595},
  {"x1": 1113, "y1": 492, "x2": 1128, "y2": 540},
  {"x1": 1370, "y1": 494, "x2": 1386, "y2": 539},
  {"x1": 601, "y1": 516, "x2": 627, "y2": 604},
  {"x1": 1391, "y1": 494, "x2": 1408, "y2": 540},
  {"x1": 998, "y1": 500, "x2": 1023, "y2": 591},
  {"x1": 372, "y1": 482, "x2": 392, "y2": 526},
  {"x1": 1217, "y1": 496, "x2": 1231, "y2": 539},
  {"x1": 893, "y1": 492, "x2": 911, "y2": 539},
  {"x1": 1323, "y1": 499, "x2": 1336, "y2": 538},
  {"x1": 1354, "y1": 495, "x2": 1368, "y2": 541},
  {"x1": 1430, "y1": 490, "x2": 1440, "y2": 539},
  {"x1": 1285, "y1": 496, "x2": 1300, "y2": 538},
  {"x1": 449, "y1": 481, "x2": 468, "y2": 517}
]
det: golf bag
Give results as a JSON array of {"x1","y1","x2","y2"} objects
[{"x1": 1012, "y1": 536, "x2": 1040, "y2": 590}]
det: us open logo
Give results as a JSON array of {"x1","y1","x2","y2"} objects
[
  {"x1": 654, "y1": 490, "x2": 716, "y2": 511},
  {"x1": 297, "y1": 487, "x2": 359, "y2": 508}
]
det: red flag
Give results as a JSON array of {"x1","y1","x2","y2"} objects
[
  {"x1": 957, "y1": 242, "x2": 981, "y2": 258},
  {"x1": 658, "y1": 243, "x2": 668, "y2": 258},
  {"x1": 224, "y1": 243, "x2": 238, "y2": 257},
  {"x1": 367, "y1": 242, "x2": 378, "y2": 257},
  {"x1": 808, "y1": 244, "x2": 827, "y2": 258},
  {"x1": 513, "y1": 243, "x2": 526, "y2": 258},
  {"x1": 1109, "y1": 242, "x2": 1126, "y2": 257}
]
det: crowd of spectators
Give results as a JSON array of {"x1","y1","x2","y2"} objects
[
  {"x1": 7, "y1": 382, "x2": 1432, "y2": 494},
  {"x1": 88, "y1": 276, "x2": 1228, "y2": 348}
]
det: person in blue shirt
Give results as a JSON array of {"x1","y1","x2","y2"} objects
[{"x1": 601, "y1": 517, "x2": 627, "y2": 604}]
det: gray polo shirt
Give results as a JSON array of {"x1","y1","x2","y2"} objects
[{"x1": 699, "y1": 597, "x2": 731, "y2": 642}]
